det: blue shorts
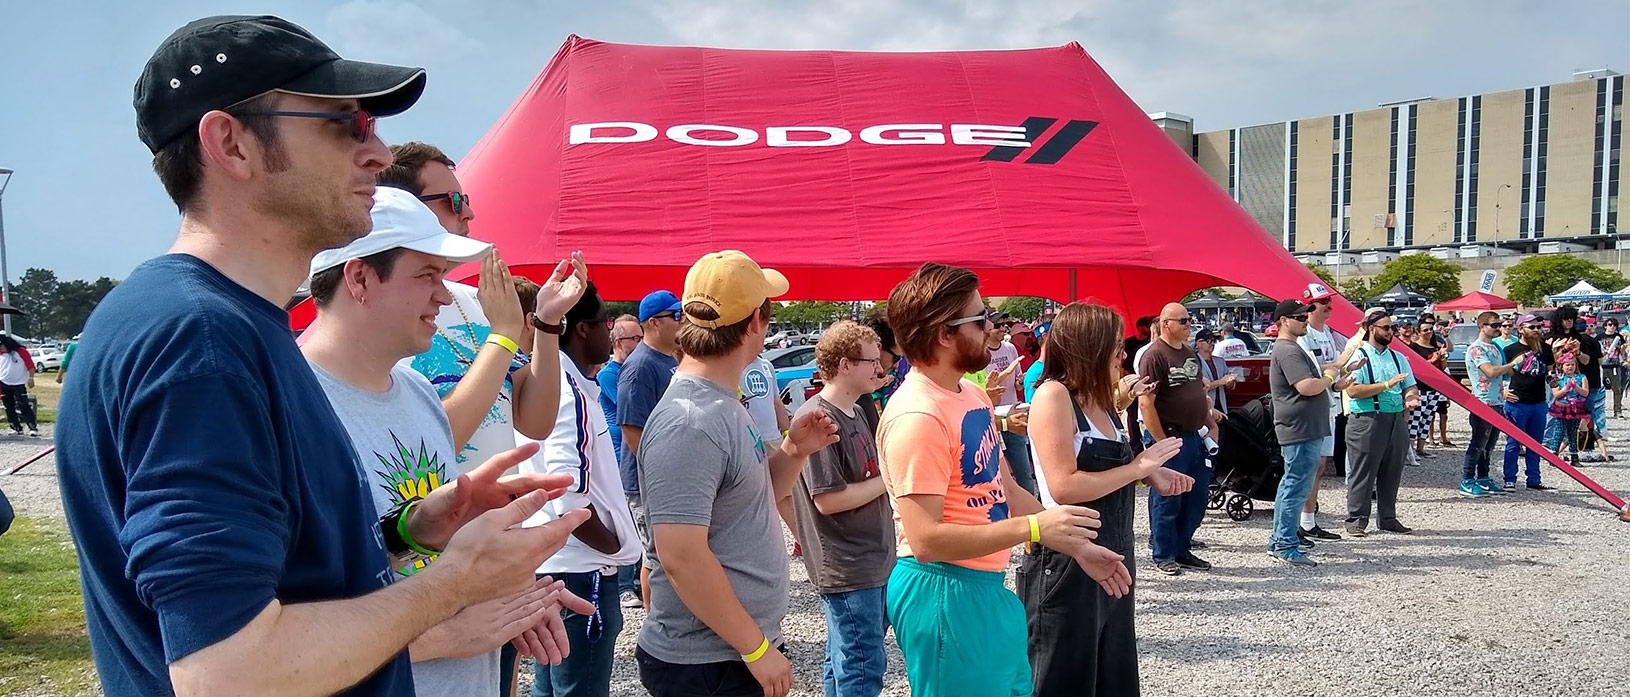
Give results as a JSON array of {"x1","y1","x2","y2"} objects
[{"x1": 887, "y1": 557, "x2": 1032, "y2": 697}]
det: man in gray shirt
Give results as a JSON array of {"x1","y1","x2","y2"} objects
[
  {"x1": 1266, "y1": 299, "x2": 1354, "y2": 568},
  {"x1": 635, "y1": 251, "x2": 837, "y2": 697}
]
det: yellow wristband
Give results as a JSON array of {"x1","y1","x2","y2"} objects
[
  {"x1": 485, "y1": 333, "x2": 520, "y2": 355},
  {"x1": 1027, "y1": 514, "x2": 1041, "y2": 543},
  {"x1": 743, "y1": 637, "x2": 770, "y2": 663}
]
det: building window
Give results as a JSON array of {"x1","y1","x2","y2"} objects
[{"x1": 1404, "y1": 104, "x2": 1417, "y2": 247}]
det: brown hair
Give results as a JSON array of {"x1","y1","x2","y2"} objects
[
  {"x1": 815, "y1": 320, "x2": 882, "y2": 378},
  {"x1": 308, "y1": 248, "x2": 407, "y2": 309},
  {"x1": 887, "y1": 263, "x2": 981, "y2": 366},
  {"x1": 514, "y1": 277, "x2": 541, "y2": 314},
  {"x1": 152, "y1": 93, "x2": 283, "y2": 213},
  {"x1": 676, "y1": 299, "x2": 773, "y2": 359},
  {"x1": 1476, "y1": 310, "x2": 1501, "y2": 328},
  {"x1": 1037, "y1": 303, "x2": 1121, "y2": 410},
  {"x1": 378, "y1": 142, "x2": 455, "y2": 195}
]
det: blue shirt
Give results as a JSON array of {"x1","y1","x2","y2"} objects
[
  {"x1": 1465, "y1": 339, "x2": 1506, "y2": 406},
  {"x1": 1023, "y1": 359, "x2": 1045, "y2": 402},
  {"x1": 597, "y1": 359, "x2": 625, "y2": 461},
  {"x1": 616, "y1": 342, "x2": 678, "y2": 494},
  {"x1": 1348, "y1": 342, "x2": 1417, "y2": 414},
  {"x1": 55, "y1": 256, "x2": 410, "y2": 697}
]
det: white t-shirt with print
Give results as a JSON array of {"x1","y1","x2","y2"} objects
[{"x1": 404, "y1": 281, "x2": 525, "y2": 473}]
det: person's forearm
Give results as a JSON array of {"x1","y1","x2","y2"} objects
[
  {"x1": 812, "y1": 478, "x2": 888, "y2": 516},
  {"x1": 767, "y1": 446, "x2": 811, "y2": 502},
  {"x1": 442, "y1": 343, "x2": 518, "y2": 452},
  {"x1": 1295, "y1": 377, "x2": 1332, "y2": 397},
  {"x1": 512, "y1": 334, "x2": 562, "y2": 439},
  {"x1": 408, "y1": 622, "x2": 458, "y2": 663},
  {"x1": 1048, "y1": 464, "x2": 1143, "y2": 506},
  {"x1": 170, "y1": 566, "x2": 466, "y2": 697},
  {"x1": 1001, "y1": 457, "x2": 1044, "y2": 517},
  {"x1": 907, "y1": 514, "x2": 1031, "y2": 564},
  {"x1": 657, "y1": 540, "x2": 770, "y2": 655},
  {"x1": 1346, "y1": 382, "x2": 1390, "y2": 399},
  {"x1": 1138, "y1": 396, "x2": 1166, "y2": 440}
]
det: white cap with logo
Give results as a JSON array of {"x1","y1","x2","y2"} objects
[{"x1": 309, "y1": 186, "x2": 492, "y2": 279}]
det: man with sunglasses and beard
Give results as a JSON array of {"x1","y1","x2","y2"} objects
[
  {"x1": 1501, "y1": 314, "x2": 1557, "y2": 491},
  {"x1": 1267, "y1": 299, "x2": 1356, "y2": 567},
  {"x1": 1341, "y1": 309, "x2": 1422, "y2": 536},
  {"x1": 879, "y1": 263, "x2": 1127, "y2": 697},
  {"x1": 1139, "y1": 303, "x2": 1216, "y2": 576},
  {"x1": 58, "y1": 16, "x2": 589, "y2": 697}
]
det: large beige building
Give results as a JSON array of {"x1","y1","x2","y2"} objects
[{"x1": 1161, "y1": 70, "x2": 1624, "y2": 266}]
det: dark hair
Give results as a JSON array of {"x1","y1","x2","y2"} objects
[
  {"x1": 1037, "y1": 303, "x2": 1121, "y2": 411},
  {"x1": 560, "y1": 282, "x2": 604, "y2": 350},
  {"x1": 0, "y1": 334, "x2": 21, "y2": 353},
  {"x1": 309, "y1": 248, "x2": 408, "y2": 308},
  {"x1": 1476, "y1": 311, "x2": 1501, "y2": 327},
  {"x1": 378, "y1": 142, "x2": 456, "y2": 195},
  {"x1": 676, "y1": 299, "x2": 773, "y2": 358},
  {"x1": 1135, "y1": 316, "x2": 1156, "y2": 329},
  {"x1": 861, "y1": 312, "x2": 898, "y2": 354},
  {"x1": 152, "y1": 93, "x2": 283, "y2": 213},
  {"x1": 887, "y1": 263, "x2": 981, "y2": 365}
]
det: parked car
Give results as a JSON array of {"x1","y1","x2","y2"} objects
[
  {"x1": 28, "y1": 346, "x2": 63, "y2": 371},
  {"x1": 1444, "y1": 323, "x2": 1479, "y2": 386},
  {"x1": 761, "y1": 345, "x2": 818, "y2": 394},
  {"x1": 764, "y1": 330, "x2": 795, "y2": 349}
]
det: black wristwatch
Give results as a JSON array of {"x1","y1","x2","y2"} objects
[
  {"x1": 532, "y1": 315, "x2": 566, "y2": 335},
  {"x1": 379, "y1": 499, "x2": 420, "y2": 558}
]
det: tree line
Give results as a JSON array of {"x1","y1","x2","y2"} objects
[{"x1": 5, "y1": 268, "x2": 120, "y2": 339}]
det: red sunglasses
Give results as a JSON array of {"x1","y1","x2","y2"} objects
[{"x1": 234, "y1": 108, "x2": 376, "y2": 142}]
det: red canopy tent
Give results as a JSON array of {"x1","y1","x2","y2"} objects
[
  {"x1": 1434, "y1": 291, "x2": 1518, "y2": 312},
  {"x1": 292, "y1": 36, "x2": 1625, "y2": 515}
]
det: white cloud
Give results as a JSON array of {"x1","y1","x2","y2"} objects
[{"x1": 321, "y1": 0, "x2": 481, "y2": 65}]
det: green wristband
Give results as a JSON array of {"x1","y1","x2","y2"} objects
[{"x1": 397, "y1": 501, "x2": 441, "y2": 557}]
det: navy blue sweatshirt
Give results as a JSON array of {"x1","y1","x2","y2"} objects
[{"x1": 55, "y1": 255, "x2": 413, "y2": 696}]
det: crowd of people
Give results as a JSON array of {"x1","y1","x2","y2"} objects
[{"x1": 45, "y1": 14, "x2": 1616, "y2": 697}]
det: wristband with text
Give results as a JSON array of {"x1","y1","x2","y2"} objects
[
  {"x1": 743, "y1": 637, "x2": 771, "y2": 663},
  {"x1": 485, "y1": 333, "x2": 520, "y2": 355},
  {"x1": 1027, "y1": 514, "x2": 1041, "y2": 543}
]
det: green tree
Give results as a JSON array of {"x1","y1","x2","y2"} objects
[
  {"x1": 1305, "y1": 263, "x2": 1336, "y2": 289},
  {"x1": 776, "y1": 300, "x2": 848, "y2": 330},
  {"x1": 1368, "y1": 255, "x2": 1462, "y2": 302},
  {"x1": 1338, "y1": 277, "x2": 1374, "y2": 303},
  {"x1": 604, "y1": 301, "x2": 639, "y2": 320},
  {"x1": 6, "y1": 268, "x2": 60, "y2": 338},
  {"x1": 1503, "y1": 254, "x2": 1629, "y2": 307},
  {"x1": 1180, "y1": 287, "x2": 1238, "y2": 304},
  {"x1": 997, "y1": 296, "x2": 1045, "y2": 320}
]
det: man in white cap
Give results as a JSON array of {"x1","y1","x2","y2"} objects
[
  {"x1": 634, "y1": 251, "x2": 839, "y2": 697},
  {"x1": 301, "y1": 187, "x2": 598, "y2": 697}
]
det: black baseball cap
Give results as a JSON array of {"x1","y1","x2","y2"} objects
[
  {"x1": 1195, "y1": 328, "x2": 1220, "y2": 342},
  {"x1": 1272, "y1": 298, "x2": 1315, "y2": 322},
  {"x1": 135, "y1": 15, "x2": 427, "y2": 153}
]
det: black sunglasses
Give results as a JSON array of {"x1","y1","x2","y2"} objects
[
  {"x1": 947, "y1": 313, "x2": 989, "y2": 330},
  {"x1": 1165, "y1": 317, "x2": 1193, "y2": 325},
  {"x1": 234, "y1": 109, "x2": 376, "y2": 142},
  {"x1": 419, "y1": 191, "x2": 473, "y2": 215},
  {"x1": 1286, "y1": 314, "x2": 1309, "y2": 323}
]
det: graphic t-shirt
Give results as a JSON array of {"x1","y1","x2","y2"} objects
[
  {"x1": 740, "y1": 356, "x2": 783, "y2": 445},
  {"x1": 1138, "y1": 339, "x2": 1210, "y2": 434},
  {"x1": 791, "y1": 396, "x2": 894, "y2": 594},
  {"x1": 406, "y1": 281, "x2": 526, "y2": 471},
  {"x1": 1298, "y1": 324, "x2": 1348, "y2": 418},
  {"x1": 1215, "y1": 336, "x2": 1250, "y2": 359},
  {"x1": 878, "y1": 371, "x2": 1010, "y2": 572},
  {"x1": 985, "y1": 341, "x2": 1022, "y2": 406},
  {"x1": 56, "y1": 255, "x2": 410, "y2": 697},
  {"x1": 1504, "y1": 342, "x2": 1554, "y2": 405},
  {"x1": 617, "y1": 343, "x2": 679, "y2": 494},
  {"x1": 1269, "y1": 339, "x2": 1330, "y2": 445},
  {"x1": 1465, "y1": 339, "x2": 1506, "y2": 406},
  {"x1": 1547, "y1": 329, "x2": 1604, "y2": 390},
  {"x1": 310, "y1": 362, "x2": 499, "y2": 697}
]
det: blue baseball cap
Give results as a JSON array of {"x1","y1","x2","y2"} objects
[{"x1": 638, "y1": 290, "x2": 682, "y2": 322}]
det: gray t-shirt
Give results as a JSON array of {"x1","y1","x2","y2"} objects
[
  {"x1": 789, "y1": 396, "x2": 895, "y2": 594},
  {"x1": 310, "y1": 362, "x2": 499, "y2": 697},
  {"x1": 1268, "y1": 339, "x2": 1331, "y2": 445},
  {"x1": 636, "y1": 373, "x2": 787, "y2": 665}
]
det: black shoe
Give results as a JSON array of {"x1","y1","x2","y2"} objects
[
  {"x1": 1189, "y1": 540, "x2": 1207, "y2": 550},
  {"x1": 1378, "y1": 521, "x2": 1414, "y2": 534},
  {"x1": 1175, "y1": 553, "x2": 1212, "y2": 571},
  {"x1": 1153, "y1": 561, "x2": 1184, "y2": 576},
  {"x1": 1301, "y1": 525, "x2": 1342, "y2": 541},
  {"x1": 1527, "y1": 483, "x2": 1556, "y2": 491}
]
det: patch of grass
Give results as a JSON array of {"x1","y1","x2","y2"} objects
[{"x1": 0, "y1": 517, "x2": 98, "y2": 696}]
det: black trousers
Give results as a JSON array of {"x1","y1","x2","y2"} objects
[
  {"x1": 635, "y1": 644, "x2": 778, "y2": 697},
  {"x1": 1, "y1": 384, "x2": 36, "y2": 432},
  {"x1": 1019, "y1": 545, "x2": 1140, "y2": 697}
]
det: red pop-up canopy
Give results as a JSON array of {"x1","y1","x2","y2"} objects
[
  {"x1": 1435, "y1": 291, "x2": 1518, "y2": 312},
  {"x1": 292, "y1": 36, "x2": 1624, "y2": 514}
]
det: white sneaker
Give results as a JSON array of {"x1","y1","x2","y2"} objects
[
  {"x1": 27, "y1": 429, "x2": 39, "y2": 437},
  {"x1": 620, "y1": 591, "x2": 641, "y2": 609}
]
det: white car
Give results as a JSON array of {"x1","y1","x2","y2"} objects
[{"x1": 30, "y1": 347, "x2": 63, "y2": 371}]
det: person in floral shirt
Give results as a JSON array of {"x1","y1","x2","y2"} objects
[{"x1": 1461, "y1": 311, "x2": 1522, "y2": 498}]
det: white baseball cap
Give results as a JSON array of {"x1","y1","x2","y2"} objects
[{"x1": 308, "y1": 186, "x2": 493, "y2": 279}]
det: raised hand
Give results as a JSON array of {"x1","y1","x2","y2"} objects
[
  {"x1": 535, "y1": 251, "x2": 589, "y2": 323},
  {"x1": 1133, "y1": 437, "x2": 1183, "y2": 475},
  {"x1": 476, "y1": 250, "x2": 524, "y2": 341},
  {"x1": 781, "y1": 408, "x2": 840, "y2": 459}
]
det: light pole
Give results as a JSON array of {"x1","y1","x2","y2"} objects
[
  {"x1": 1494, "y1": 183, "x2": 1512, "y2": 245},
  {"x1": 0, "y1": 167, "x2": 13, "y2": 336}
]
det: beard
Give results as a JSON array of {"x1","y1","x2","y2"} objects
[
  {"x1": 953, "y1": 331, "x2": 991, "y2": 374},
  {"x1": 254, "y1": 163, "x2": 373, "y2": 253},
  {"x1": 1375, "y1": 334, "x2": 1394, "y2": 347}
]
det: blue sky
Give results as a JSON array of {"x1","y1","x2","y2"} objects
[{"x1": 1, "y1": 0, "x2": 1624, "y2": 281}]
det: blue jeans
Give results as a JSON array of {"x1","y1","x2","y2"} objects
[
  {"x1": 1270, "y1": 440, "x2": 1322, "y2": 552},
  {"x1": 820, "y1": 587, "x2": 888, "y2": 697},
  {"x1": 1503, "y1": 401, "x2": 1547, "y2": 486},
  {"x1": 1148, "y1": 434, "x2": 1211, "y2": 563},
  {"x1": 532, "y1": 571, "x2": 622, "y2": 697},
  {"x1": 1464, "y1": 411, "x2": 1500, "y2": 480},
  {"x1": 1001, "y1": 431, "x2": 1037, "y2": 497}
]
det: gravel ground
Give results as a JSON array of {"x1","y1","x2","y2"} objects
[{"x1": 7, "y1": 409, "x2": 1630, "y2": 696}]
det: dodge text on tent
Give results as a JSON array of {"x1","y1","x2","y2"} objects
[{"x1": 568, "y1": 122, "x2": 1032, "y2": 148}]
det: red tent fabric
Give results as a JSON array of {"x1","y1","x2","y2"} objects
[
  {"x1": 290, "y1": 36, "x2": 1624, "y2": 513},
  {"x1": 1435, "y1": 291, "x2": 1517, "y2": 312}
]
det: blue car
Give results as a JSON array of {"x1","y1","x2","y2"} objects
[
  {"x1": 762, "y1": 345, "x2": 818, "y2": 393},
  {"x1": 1444, "y1": 323, "x2": 1480, "y2": 386}
]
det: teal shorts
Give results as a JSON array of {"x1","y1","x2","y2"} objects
[{"x1": 887, "y1": 557, "x2": 1033, "y2": 697}]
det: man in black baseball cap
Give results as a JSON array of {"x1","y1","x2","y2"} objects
[{"x1": 56, "y1": 16, "x2": 587, "y2": 697}]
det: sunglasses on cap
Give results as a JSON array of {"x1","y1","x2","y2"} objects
[
  {"x1": 418, "y1": 191, "x2": 473, "y2": 215},
  {"x1": 235, "y1": 108, "x2": 376, "y2": 142}
]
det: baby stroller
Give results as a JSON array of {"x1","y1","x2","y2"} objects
[{"x1": 1206, "y1": 396, "x2": 1285, "y2": 521}]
